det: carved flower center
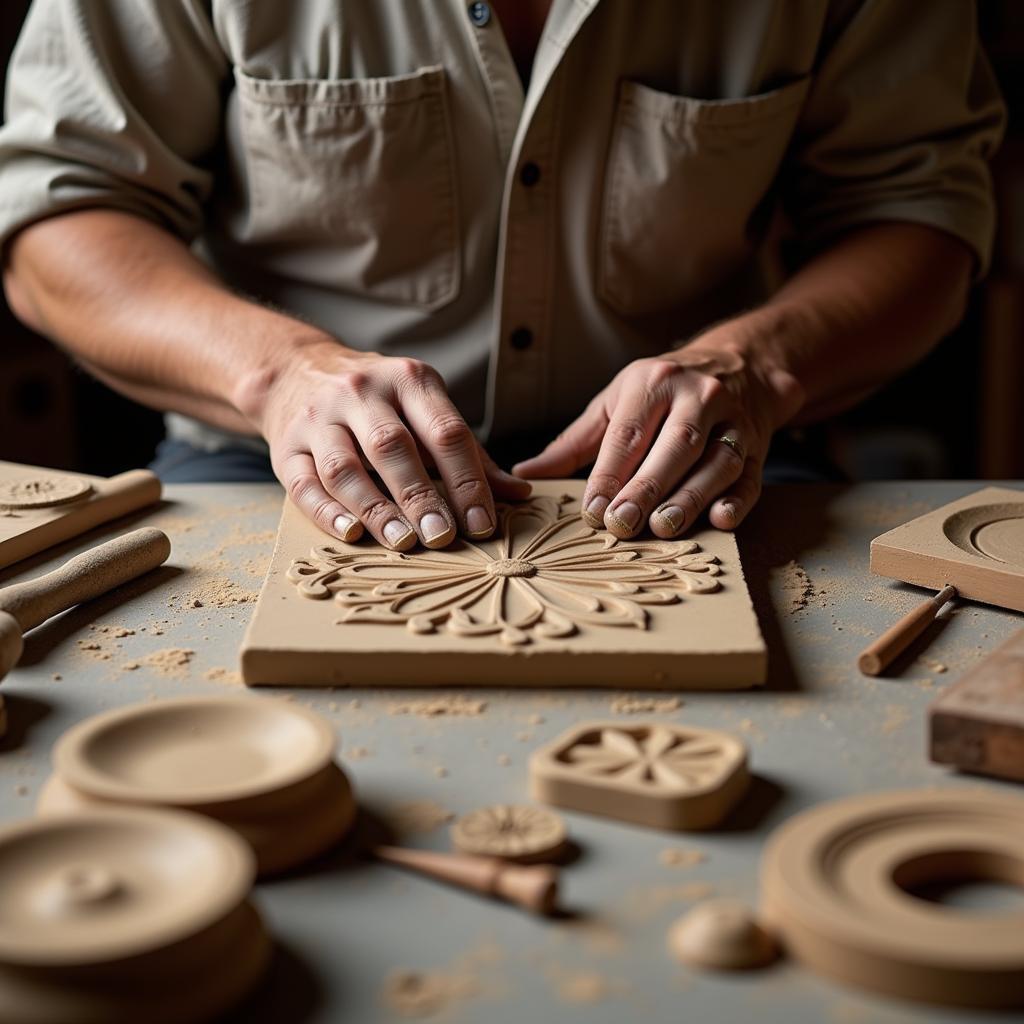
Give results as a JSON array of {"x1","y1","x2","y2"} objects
[{"x1": 488, "y1": 558, "x2": 537, "y2": 578}]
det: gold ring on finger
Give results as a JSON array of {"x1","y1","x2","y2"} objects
[{"x1": 715, "y1": 434, "x2": 744, "y2": 461}]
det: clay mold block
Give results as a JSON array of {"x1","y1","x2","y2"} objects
[
  {"x1": 529, "y1": 721, "x2": 749, "y2": 830},
  {"x1": 241, "y1": 481, "x2": 766, "y2": 689},
  {"x1": 871, "y1": 486, "x2": 1024, "y2": 612}
]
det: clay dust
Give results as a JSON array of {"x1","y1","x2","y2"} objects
[
  {"x1": 609, "y1": 695, "x2": 682, "y2": 715},
  {"x1": 387, "y1": 697, "x2": 487, "y2": 717}
]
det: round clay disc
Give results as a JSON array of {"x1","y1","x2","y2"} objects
[
  {"x1": 972, "y1": 516, "x2": 1024, "y2": 569},
  {"x1": 761, "y1": 788, "x2": 1024, "y2": 1008},
  {"x1": 0, "y1": 808, "x2": 254, "y2": 967},
  {"x1": 53, "y1": 695, "x2": 336, "y2": 807},
  {"x1": 450, "y1": 804, "x2": 567, "y2": 862},
  {"x1": 668, "y1": 899, "x2": 777, "y2": 970},
  {"x1": 0, "y1": 476, "x2": 92, "y2": 510}
]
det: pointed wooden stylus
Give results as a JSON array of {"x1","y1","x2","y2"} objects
[
  {"x1": 371, "y1": 844, "x2": 559, "y2": 915},
  {"x1": 858, "y1": 584, "x2": 957, "y2": 676}
]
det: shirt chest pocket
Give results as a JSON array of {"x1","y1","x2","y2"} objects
[
  {"x1": 598, "y1": 76, "x2": 811, "y2": 318},
  {"x1": 235, "y1": 66, "x2": 460, "y2": 311}
]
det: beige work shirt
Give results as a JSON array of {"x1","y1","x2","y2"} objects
[{"x1": 0, "y1": 0, "x2": 1004, "y2": 452}]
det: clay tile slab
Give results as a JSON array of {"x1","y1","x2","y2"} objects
[
  {"x1": 870, "y1": 486, "x2": 1024, "y2": 612},
  {"x1": 240, "y1": 480, "x2": 766, "y2": 688},
  {"x1": 529, "y1": 720, "x2": 749, "y2": 830}
]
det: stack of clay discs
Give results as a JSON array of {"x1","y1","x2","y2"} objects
[
  {"x1": 0, "y1": 807, "x2": 269, "y2": 1023},
  {"x1": 37, "y1": 696, "x2": 356, "y2": 876}
]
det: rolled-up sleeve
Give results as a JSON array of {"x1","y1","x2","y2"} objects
[
  {"x1": 0, "y1": 0, "x2": 227, "y2": 250},
  {"x1": 785, "y1": 0, "x2": 1005, "y2": 277}
]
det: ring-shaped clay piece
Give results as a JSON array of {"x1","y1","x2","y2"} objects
[{"x1": 760, "y1": 788, "x2": 1024, "y2": 1009}]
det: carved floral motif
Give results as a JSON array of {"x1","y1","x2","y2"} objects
[
  {"x1": 287, "y1": 494, "x2": 722, "y2": 646},
  {"x1": 562, "y1": 726, "x2": 732, "y2": 790}
]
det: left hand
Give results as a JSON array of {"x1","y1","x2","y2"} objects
[{"x1": 513, "y1": 338, "x2": 803, "y2": 538}]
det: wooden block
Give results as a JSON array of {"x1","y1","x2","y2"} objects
[
  {"x1": 240, "y1": 481, "x2": 766, "y2": 688},
  {"x1": 930, "y1": 629, "x2": 1024, "y2": 783},
  {"x1": 0, "y1": 461, "x2": 161, "y2": 572},
  {"x1": 870, "y1": 486, "x2": 1024, "y2": 612}
]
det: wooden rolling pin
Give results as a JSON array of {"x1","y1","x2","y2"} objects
[
  {"x1": 0, "y1": 469, "x2": 162, "y2": 570},
  {"x1": 858, "y1": 584, "x2": 957, "y2": 676},
  {"x1": 0, "y1": 528, "x2": 171, "y2": 682},
  {"x1": 372, "y1": 844, "x2": 559, "y2": 915}
]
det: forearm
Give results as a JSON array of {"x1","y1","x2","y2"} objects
[
  {"x1": 689, "y1": 223, "x2": 974, "y2": 424},
  {"x1": 3, "y1": 209, "x2": 340, "y2": 434}
]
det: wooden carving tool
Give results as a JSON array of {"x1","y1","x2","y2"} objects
[
  {"x1": 858, "y1": 584, "x2": 956, "y2": 676},
  {"x1": 0, "y1": 528, "x2": 171, "y2": 683},
  {"x1": 371, "y1": 844, "x2": 559, "y2": 915},
  {"x1": 0, "y1": 468, "x2": 162, "y2": 570},
  {"x1": 930, "y1": 628, "x2": 1024, "y2": 782}
]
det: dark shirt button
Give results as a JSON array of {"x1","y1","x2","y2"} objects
[
  {"x1": 468, "y1": 2, "x2": 491, "y2": 27},
  {"x1": 519, "y1": 161, "x2": 541, "y2": 187},
  {"x1": 510, "y1": 327, "x2": 533, "y2": 350}
]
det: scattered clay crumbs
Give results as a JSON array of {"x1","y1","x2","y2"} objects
[
  {"x1": 387, "y1": 697, "x2": 487, "y2": 717},
  {"x1": 659, "y1": 848, "x2": 707, "y2": 868},
  {"x1": 203, "y1": 666, "x2": 242, "y2": 686},
  {"x1": 174, "y1": 578, "x2": 257, "y2": 609},
  {"x1": 140, "y1": 648, "x2": 195, "y2": 677},
  {"x1": 779, "y1": 559, "x2": 813, "y2": 613},
  {"x1": 381, "y1": 970, "x2": 479, "y2": 1018},
  {"x1": 610, "y1": 695, "x2": 681, "y2": 715}
]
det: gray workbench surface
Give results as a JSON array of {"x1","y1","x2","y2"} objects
[{"x1": 1, "y1": 481, "x2": 1021, "y2": 1024}]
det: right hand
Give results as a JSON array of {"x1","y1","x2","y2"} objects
[{"x1": 246, "y1": 341, "x2": 531, "y2": 549}]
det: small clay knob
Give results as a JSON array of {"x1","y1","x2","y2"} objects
[{"x1": 668, "y1": 899, "x2": 778, "y2": 970}]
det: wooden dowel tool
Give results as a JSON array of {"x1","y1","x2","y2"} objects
[
  {"x1": 858, "y1": 584, "x2": 957, "y2": 676},
  {"x1": 0, "y1": 528, "x2": 171, "y2": 682},
  {"x1": 371, "y1": 844, "x2": 559, "y2": 915}
]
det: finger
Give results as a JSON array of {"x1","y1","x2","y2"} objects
[
  {"x1": 602, "y1": 403, "x2": 723, "y2": 539},
  {"x1": 479, "y1": 445, "x2": 533, "y2": 501},
  {"x1": 309, "y1": 427, "x2": 417, "y2": 550},
  {"x1": 648, "y1": 430, "x2": 748, "y2": 538},
  {"x1": 348, "y1": 403, "x2": 457, "y2": 548},
  {"x1": 708, "y1": 455, "x2": 764, "y2": 530},
  {"x1": 401, "y1": 388, "x2": 497, "y2": 539},
  {"x1": 512, "y1": 401, "x2": 607, "y2": 479},
  {"x1": 584, "y1": 383, "x2": 669, "y2": 531},
  {"x1": 277, "y1": 448, "x2": 367, "y2": 543}
]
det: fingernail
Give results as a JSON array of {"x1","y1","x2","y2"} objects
[
  {"x1": 652, "y1": 505, "x2": 685, "y2": 534},
  {"x1": 384, "y1": 519, "x2": 416, "y2": 549},
  {"x1": 465, "y1": 505, "x2": 492, "y2": 536},
  {"x1": 607, "y1": 500, "x2": 641, "y2": 532},
  {"x1": 583, "y1": 495, "x2": 609, "y2": 526},
  {"x1": 420, "y1": 511, "x2": 453, "y2": 544},
  {"x1": 333, "y1": 513, "x2": 360, "y2": 541},
  {"x1": 718, "y1": 501, "x2": 739, "y2": 523}
]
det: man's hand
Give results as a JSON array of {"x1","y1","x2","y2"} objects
[
  {"x1": 247, "y1": 342, "x2": 531, "y2": 549},
  {"x1": 514, "y1": 336, "x2": 802, "y2": 538}
]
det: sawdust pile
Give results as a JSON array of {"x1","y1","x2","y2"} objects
[
  {"x1": 387, "y1": 697, "x2": 487, "y2": 717},
  {"x1": 609, "y1": 695, "x2": 682, "y2": 715}
]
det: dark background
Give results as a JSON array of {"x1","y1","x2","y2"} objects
[{"x1": 1, "y1": 2, "x2": 1022, "y2": 480}]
